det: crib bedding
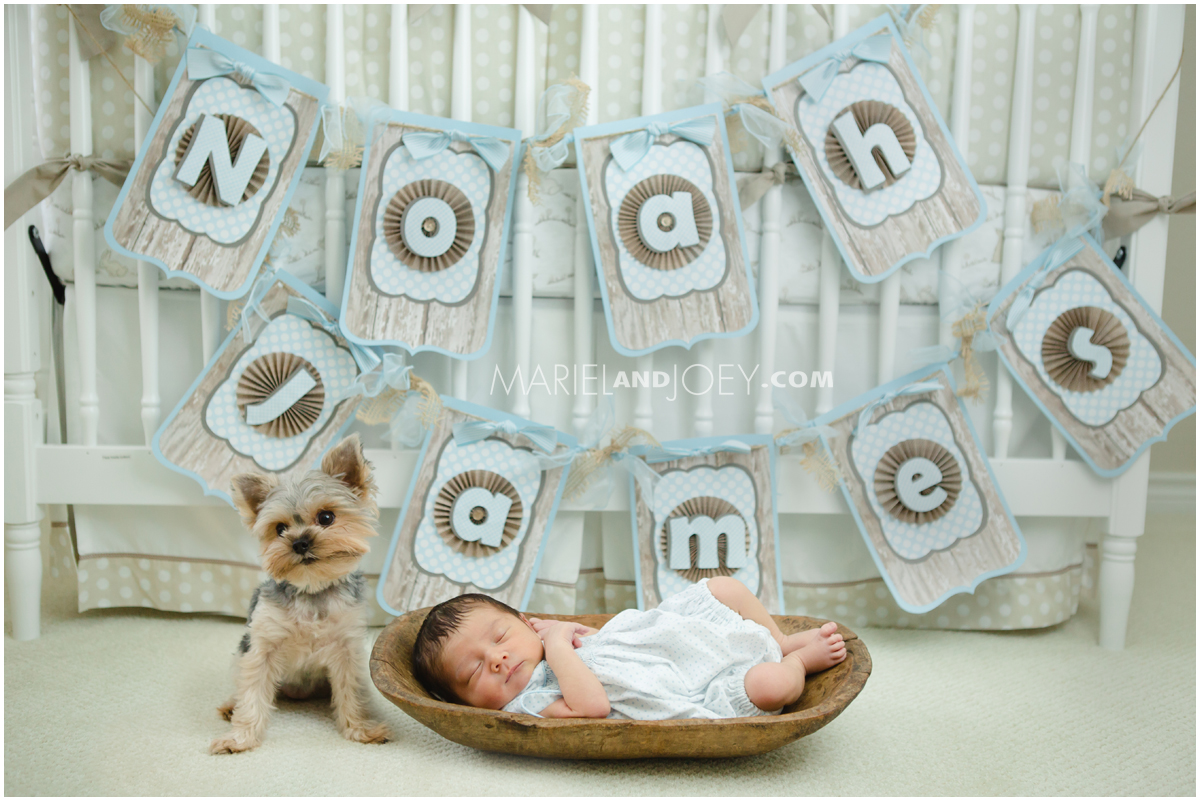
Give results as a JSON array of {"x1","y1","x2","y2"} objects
[
  {"x1": 31, "y1": 5, "x2": 1137, "y2": 190},
  {"x1": 38, "y1": 171, "x2": 1104, "y2": 308},
  {"x1": 56, "y1": 285, "x2": 1092, "y2": 629}
]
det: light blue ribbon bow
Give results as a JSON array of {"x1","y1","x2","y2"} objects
[
  {"x1": 285, "y1": 296, "x2": 381, "y2": 374},
  {"x1": 609, "y1": 117, "x2": 716, "y2": 172},
  {"x1": 452, "y1": 418, "x2": 559, "y2": 454},
  {"x1": 187, "y1": 48, "x2": 291, "y2": 107},
  {"x1": 773, "y1": 387, "x2": 839, "y2": 448},
  {"x1": 798, "y1": 34, "x2": 894, "y2": 104},
  {"x1": 238, "y1": 264, "x2": 279, "y2": 342},
  {"x1": 403, "y1": 130, "x2": 511, "y2": 172},
  {"x1": 856, "y1": 380, "x2": 943, "y2": 435}
]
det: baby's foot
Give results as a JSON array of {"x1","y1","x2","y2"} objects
[{"x1": 792, "y1": 622, "x2": 847, "y2": 674}]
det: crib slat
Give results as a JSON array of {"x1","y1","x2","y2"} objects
[
  {"x1": 324, "y1": 5, "x2": 348, "y2": 316},
  {"x1": 690, "y1": 4, "x2": 729, "y2": 437},
  {"x1": 1047, "y1": 4, "x2": 1100, "y2": 461},
  {"x1": 448, "y1": 3, "x2": 472, "y2": 399},
  {"x1": 197, "y1": 5, "x2": 221, "y2": 365},
  {"x1": 632, "y1": 3, "x2": 657, "y2": 431},
  {"x1": 575, "y1": 4, "x2": 600, "y2": 432},
  {"x1": 814, "y1": 6, "x2": 851, "y2": 416},
  {"x1": 135, "y1": 53, "x2": 160, "y2": 445},
  {"x1": 390, "y1": 5, "x2": 409, "y2": 109},
  {"x1": 753, "y1": 4, "x2": 787, "y2": 434},
  {"x1": 992, "y1": 5, "x2": 1037, "y2": 459},
  {"x1": 68, "y1": 15, "x2": 98, "y2": 446},
  {"x1": 938, "y1": 5, "x2": 975, "y2": 349},
  {"x1": 1100, "y1": 4, "x2": 1184, "y2": 651},
  {"x1": 511, "y1": 5, "x2": 537, "y2": 419}
]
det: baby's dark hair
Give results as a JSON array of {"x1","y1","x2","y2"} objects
[{"x1": 411, "y1": 593, "x2": 523, "y2": 704}]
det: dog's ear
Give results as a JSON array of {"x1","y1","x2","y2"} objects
[
  {"x1": 231, "y1": 473, "x2": 278, "y2": 528},
  {"x1": 321, "y1": 434, "x2": 376, "y2": 503}
]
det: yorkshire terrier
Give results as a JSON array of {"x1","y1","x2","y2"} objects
[{"x1": 210, "y1": 434, "x2": 390, "y2": 754}]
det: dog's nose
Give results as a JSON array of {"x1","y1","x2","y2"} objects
[{"x1": 292, "y1": 538, "x2": 311, "y2": 555}]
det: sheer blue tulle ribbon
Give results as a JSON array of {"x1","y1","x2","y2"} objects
[
  {"x1": 318, "y1": 96, "x2": 387, "y2": 163},
  {"x1": 285, "y1": 297, "x2": 381, "y2": 373},
  {"x1": 1006, "y1": 162, "x2": 1107, "y2": 331},
  {"x1": 452, "y1": 418, "x2": 559, "y2": 454},
  {"x1": 609, "y1": 118, "x2": 716, "y2": 171},
  {"x1": 527, "y1": 83, "x2": 583, "y2": 171},
  {"x1": 772, "y1": 387, "x2": 839, "y2": 449},
  {"x1": 186, "y1": 48, "x2": 291, "y2": 106},
  {"x1": 338, "y1": 352, "x2": 411, "y2": 401},
  {"x1": 238, "y1": 264, "x2": 279, "y2": 342},
  {"x1": 855, "y1": 380, "x2": 943, "y2": 435},
  {"x1": 634, "y1": 439, "x2": 754, "y2": 464},
  {"x1": 797, "y1": 34, "x2": 893, "y2": 103},
  {"x1": 403, "y1": 130, "x2": 511, "y2": 172},
  {"x1": 906, "y1": 270, "x2": 1000, "y2": 370},
  {"x1": 696, "y1": 72, "x2": 791, "y2": 151}
]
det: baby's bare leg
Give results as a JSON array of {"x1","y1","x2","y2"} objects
[
  {"x1": 706, "y1": 576, "x2": 846, "y2": 657},
  {"x1": 745, "y1": 630, "x2": 849, "y2": 712}
]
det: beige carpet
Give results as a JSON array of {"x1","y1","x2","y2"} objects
[{"x1": 5, "y1": 513, "x2": 1195, "y2": 796}]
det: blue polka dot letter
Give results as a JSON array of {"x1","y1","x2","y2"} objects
[
  {"x1": 105, "y1": 27, "x2": 329, "y2": 300},
  {"x1": 988, "y1": 235, "x2": 1197, "y2": 478},
  {"x1": 815, "y1": 365, "x2": 1026, "y2": 615},
  {"x1": 762, "y1": 14, "x2": 985, "y2": 284},
  {"x1": 340, "y1": 110, "x2": 523, "y2": 360}
]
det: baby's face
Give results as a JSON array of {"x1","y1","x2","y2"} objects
[{"x1": 440, "y1": 605, "x2": 545, "y2": 710}]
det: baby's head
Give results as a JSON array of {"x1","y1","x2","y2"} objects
[{"x1": 411, "y1": 594, "x2": 545, "y2": 710}]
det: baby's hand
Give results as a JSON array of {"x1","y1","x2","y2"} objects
[{"x1": 528, "y1": 618, "x2": 591, "y2": 648}]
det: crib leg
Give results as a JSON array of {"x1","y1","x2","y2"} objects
[
  {"x1": 5, "y1": 518, "x2": 43, "y2": 640},
  {"x1": 1099, "y1": 455, "x2": 1151, "y2": 651},
  {"x1": 1098, "y1": 534, "x2": 1138, "y2": 650}
]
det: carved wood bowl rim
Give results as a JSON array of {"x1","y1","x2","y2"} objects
[{"x1": 370, "y1": 609, "x2": 871, "y2": 760}]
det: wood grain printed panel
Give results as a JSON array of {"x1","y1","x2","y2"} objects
[
  {"x1": 769, "y1": 39, "x2": 981, "y2": 280},
  {"x1": 988, "y1": 244, "x2": 1197, "y2": 473},
  {"x1": 825, "y1": 370, "x2": 1022, "y2": 609},
  {"x1": 156, "y1": 282, "x2": 361, "y2": 498},
  {"x1": 344, "y1": 122, "x2": 514, "y2": 356},
  {"x1": 579, "y1": 118, "x2": 754, "y2": 353},
  {"x1": 111, "y1": 76, "x2": 319, "y2": 295},
  {"x1": 380, "y1": 407, "x2": 569, "y2": 613}
]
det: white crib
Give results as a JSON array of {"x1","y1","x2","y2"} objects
[{"x1": 4, "y1": 4, "x2": 1184, "y2": 649}]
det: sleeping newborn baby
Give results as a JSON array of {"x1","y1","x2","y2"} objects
[{"x1": 410, "y1": 577, "x2": 847, "y2": 720}]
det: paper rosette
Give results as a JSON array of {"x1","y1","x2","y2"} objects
[
  {"x1": 433, "y1": 470, "x2": 524, "y2": 557},
  {"x1": 1041, "y1": 306, "x2": 1130, "y2": 392},
  {"x1": 383, "y1": 179, "x2": 476, "y2": 272},
  {"x1": 234, "y1": 352, "x2": 325, "y2": 439},
  {"x1": 617, "y1": 174, "x2": 713, "y2": 270},
  {"x1": 174, "y1": 113, "x2": 271, "y2": 206},
  {"x1": 872, "y1": 439, "x2": 961, "y2": 524},
  {"x1": 659, "y1": 496, "x2": 748, "y2": 582},
  {"x1": 824, "y1": 100, "x2": 916, "y2": 190}
]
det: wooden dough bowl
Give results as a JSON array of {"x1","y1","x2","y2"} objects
[{"x1": 370, "y1": 610, "x2": 872, "y2": 760}]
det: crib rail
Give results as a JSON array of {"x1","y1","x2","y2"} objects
[{"x1": 5, "y1": 5, "x2": 1186, "y2": 647}]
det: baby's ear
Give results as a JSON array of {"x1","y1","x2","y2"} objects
[
  {"x1": 321, "y1": 434, "x2": 376, "y2": 504},
  {"x1": 231, "y1": 473, "x2": 278, "y2": 529}
]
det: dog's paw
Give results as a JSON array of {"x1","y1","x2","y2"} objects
[
  {"x1": 209, "y1": 734, "x2": 258, "y2": 755},
  {"x1": 342, "y1": 721, "x2": 390, "y2": 744},
  {"x1": 217, "y1": 700, "x2": 236, "y2": 721}
]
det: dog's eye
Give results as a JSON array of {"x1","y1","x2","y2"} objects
[
  {"x1": 275, "y1": 522, "x2": 287, "y2": 536},
  {"x1": 317, "y1": 510, "x2": 335, "y2": 526}
]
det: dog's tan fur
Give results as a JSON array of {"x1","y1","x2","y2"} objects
[{"x1": 210, "y1": 435, "x2": 390, "y2": 755}]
